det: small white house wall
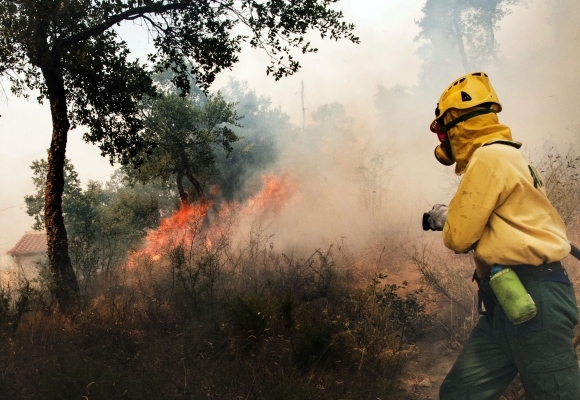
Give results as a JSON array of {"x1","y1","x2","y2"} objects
[{"x1": 0, "y1": 254, "x2": 46, "y2": 285}]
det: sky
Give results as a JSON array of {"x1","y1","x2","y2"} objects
[{"x1": 1, "y1": 0, "x2": 579, "y2": 258}]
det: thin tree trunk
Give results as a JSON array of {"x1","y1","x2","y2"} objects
[
  {"x1": 176, "y1": 169, "x2": 189, "y2": 205},
  {"x1": 184, "y1": 168, "x2": 204, "y2": 201},
  {"x1": 452, "y1": 7, "x2": 470, "y2": 73},
  {"x1": 487, "y1": 3, "x2": 500, "y2": 63},
  {"x1": 42, "y1": 67, "x2": 80, "y2": 312},
  {"x1": 181, "y1": 155, "x2": 204, "y2": 201}
]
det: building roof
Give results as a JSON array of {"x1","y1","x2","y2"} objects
[{"x1": 7, "y1": 231, "x2": 47, "y2": 256}]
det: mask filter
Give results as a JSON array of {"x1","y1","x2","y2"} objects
[
  {"x1": 431, "y1": 119, "x2": 455, "y2": 166},
  {"x1": 434, "y1": 142, "x2": 455, "y2": 166}
]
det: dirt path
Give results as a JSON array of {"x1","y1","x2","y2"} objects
[
  {"x1": 386, "y1": 262, "x2": 462, "y2": 399},
  {"x1": 399, "y1": 325, "x2": 459, "y2": 399}
]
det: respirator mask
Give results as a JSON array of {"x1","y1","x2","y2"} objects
[
  {"x1": 430, "y1": 108, "x2": 497, "y2": 166},
  {"x1": 431, "y1": 118, "x2": 455, "y2": 166}
]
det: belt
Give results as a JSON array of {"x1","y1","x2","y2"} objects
[
  {"x1": 474, "y1": 261, "x2": 570, "y2": 317},
  {"x1": 510, "y1": 261, "x2": 571, "y2": 285}
]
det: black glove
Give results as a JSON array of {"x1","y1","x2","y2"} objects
[{"x1": 422, "y1": 204, "x2": 448, "y2": 231}]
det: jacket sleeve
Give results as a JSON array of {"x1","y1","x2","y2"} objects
[{"x1": 442, "y1": 156, "x2": 506, "y2": 253}]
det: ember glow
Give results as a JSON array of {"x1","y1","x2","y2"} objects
[{"x1": 127, "y1": 173, "x2": 299, "y2": 267}]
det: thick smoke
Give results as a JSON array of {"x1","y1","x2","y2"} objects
[
  {"x1": 221, "y1": 0, "x2": 580, "y2": 257},
  {"x1": 1, "y1": 0, "x2": 578, "y2": 261}
]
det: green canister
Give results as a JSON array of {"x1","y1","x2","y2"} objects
[{"x1": 489, "y1": 266, "x2": 537, "y2": 324}]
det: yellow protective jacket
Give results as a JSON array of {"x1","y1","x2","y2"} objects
[{"x1": 441, "y1": 110, "x2": 570, "y2": 277}]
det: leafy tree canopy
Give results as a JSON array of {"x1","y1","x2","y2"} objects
[
  {"x1": 0, "y1": 0, "x2": 358, "y2": 162},
  {"x1": 125, "y1": 91, "x2": 241, "y2": 204},
  {"x1": 1, "y1": 0, "x2": 358, "y2": 310},
  {"x1": 25, "y1": 162, "x2": 164, "y2": 281},
  {"x1": 24, "y1": 157, "x2": 83, "y2": 231}
]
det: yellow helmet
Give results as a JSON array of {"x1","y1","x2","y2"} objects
[{"x1": 430, "y1": 72, "x2": 502, "y2": 133}]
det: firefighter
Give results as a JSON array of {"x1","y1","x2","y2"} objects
[{"x1": 423, "y1": 72, "x2": 580, "y2": 399}]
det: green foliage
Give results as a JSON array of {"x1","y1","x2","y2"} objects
[
  {"x1": 68, "y1": 180, "x2": 163, "y2": 280},
  {"x1": 0, "y1": 0, "x2": 357, "y2": 160},
  {"x1": 25, "y1": 161, "x2": 164, "y2": 281},
  {"x1": 0, "y1": 0, "x2": 158, "y2": 160},
  {"x1": 126, "y1": 76, "x2": 291, "y2": 204},
  {"x1": 1, "y1": 0, "x2": 358, "y2": 309},
  {"x1": 125, "y1": 91, "x2": 241, "y2": 202},
  {"x1": 24, "y1": 157, "x2": 84, "y2": 231}
]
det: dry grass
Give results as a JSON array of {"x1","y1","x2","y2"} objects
[{"x1": 0, "y1": 226, "x2": 430, "y2": 400}]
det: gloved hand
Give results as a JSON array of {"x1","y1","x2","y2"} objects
[{"x1": 422, "y1": 204, "x2": 448, "y2": 231}]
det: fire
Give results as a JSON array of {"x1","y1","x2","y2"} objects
[
  {"x1": 127, "y1": 172, "x2": 299, "y2": 268},
  {"x1": 127, "y1": 201, "x2": 210, "y2": 267},
  {"x1": 246, "y1": 173, "x2": 299, "y2": 214}
]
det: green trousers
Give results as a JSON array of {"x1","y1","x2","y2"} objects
[{"x1": 440, "y1": 280, "x2": 580, "y2": 400}]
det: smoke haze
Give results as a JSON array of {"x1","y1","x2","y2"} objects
[{"x1": 1, "y1": 0, "x2": 579, "y2": 260}]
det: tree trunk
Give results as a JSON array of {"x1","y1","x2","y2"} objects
[
  {"x1": 42, "y1": 67, "x2": 80, "y2": 312},
  {"x1": 176, "y1": 169, "x2": 190, "y2": 205},
  {"x1": 184, "y1": 168, "x2": 204, "y2": 201},
  {"x1": 181, "y1": 155, "x2": 204, "y2": 201},
  {"x1": 452, "y1": 6, "x2": 470, "y2": 73},
  {"x1": 486, "y1": 3, "x2": 500, "y2": 63}
]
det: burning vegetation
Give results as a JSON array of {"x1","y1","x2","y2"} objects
[
  {"x1": 3, "y1": 84, "x2": 580, "y2": 398},
  {"x1": 128, "y1": 173, "x2": 300, "y2": 266},
  {"x1": 3, "y1": 77, "x2": 580, "y2": 399},
  {"x1": 0, "y1": 168, "x2": 434, "y2": 399}
]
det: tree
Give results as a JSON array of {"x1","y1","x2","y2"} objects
[
  {"x1": 126, "y1": 91, "x2": 240, "y2": 204},
  {"x1": 216, "y1": 79, "x2": 290, "y2": 201},
  {"x1": 0, "y1": 0, "x2": 358, "y2": 311},
  {"x1": 416, "y1": 0, "x2": 525, "y2": 89},
  {"x1": 24, "y1": 157, "x2": 84, "y2": 232},
  {"x1": 25, "y1": 162, "x2": 163, "y2": 284}
]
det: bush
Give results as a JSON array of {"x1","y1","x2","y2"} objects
[
  {"x1": 0, "y1": 227, "x2": 433, "y2": 399},
  {"x1": 411, "y1": 242, "x2": 478, "y2": 345}
]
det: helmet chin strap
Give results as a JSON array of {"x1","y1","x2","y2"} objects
[{"x1": 440, "y1": 109, "x2": 497, "y2": 132}]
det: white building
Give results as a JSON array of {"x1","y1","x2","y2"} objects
[{"x1": 3, "y1": 231, "x2": 47, "y2": 283}]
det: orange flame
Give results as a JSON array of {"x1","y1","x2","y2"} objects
[
  {"x1": 127, "y1": 173, "x2": 299, "y2": 268},
  {"x1": 127, "y1": 201, "x2": 210, "y2": 267},
  {"x1": 246, "y1": 173, "x2": 298, "y2": 214}
]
